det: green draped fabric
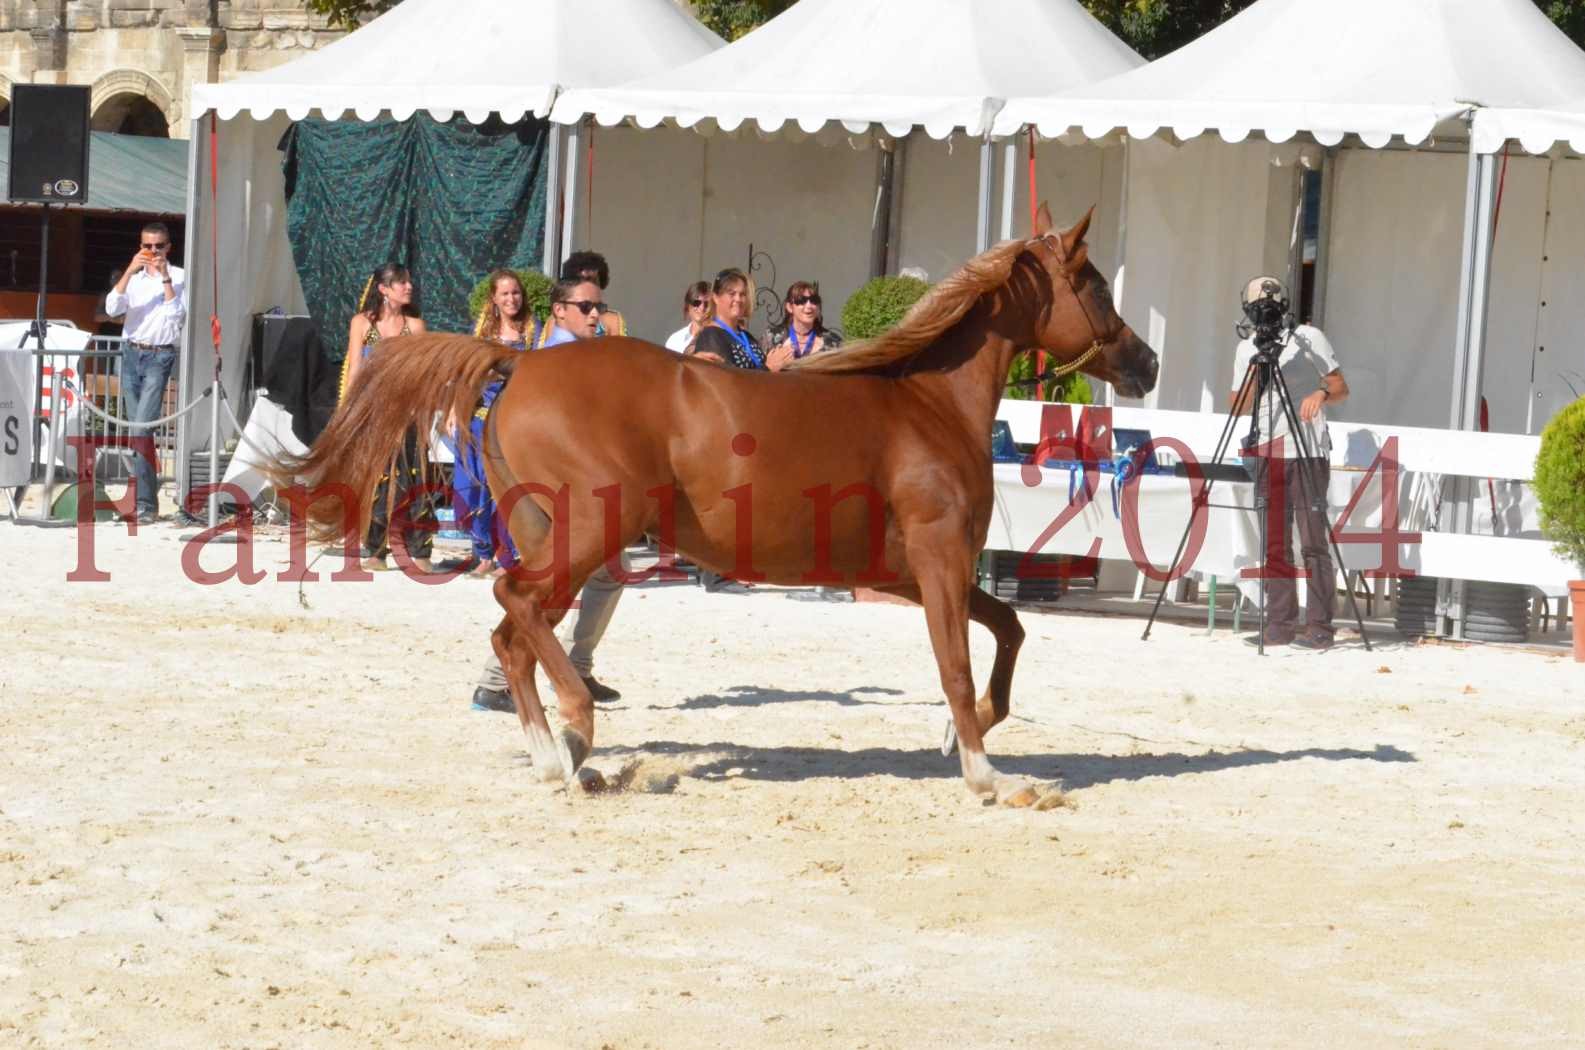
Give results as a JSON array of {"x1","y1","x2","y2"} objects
[{"x1": 282, "y1": 114, "x2": 549, "y2": 360}]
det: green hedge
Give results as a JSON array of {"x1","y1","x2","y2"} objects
[
  {"x1": 1534, "y1": 396, "x2": 1585, "y2": 575},
  {"x1": 467, "y1": 269, "x2": 554, "y2": 327},
  {"x1": 842, "y1": 276, "x2": 929, "y2": 341}
]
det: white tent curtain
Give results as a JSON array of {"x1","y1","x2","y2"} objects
[{"x1": 1106, "y1": 137, "x2": 1301, "y2": 412}]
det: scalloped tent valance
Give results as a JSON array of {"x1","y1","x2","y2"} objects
[
  {"x1": 992, "y1": 0, "x2": 1585, "y2": 150},
  {"x1": 550, "y1": 0, "x2": 1142, "y2": 139},
  {"x1": 1474, "y1": 100, "x2": 1585, "y2": 155},
  {"x1": 190, "y1": 0, "x2": 722, "y2": 124}
]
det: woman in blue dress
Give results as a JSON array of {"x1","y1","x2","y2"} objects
[{"x1": 455, "y1": 269, "x2": 539, "y2": 576}]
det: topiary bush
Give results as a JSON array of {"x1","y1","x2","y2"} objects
[
  {"x1": 1003, "y1": 352, "x2": 1092, "y2": 405},
  {"x1": 467, "y1": 268, "x2": 554, "y2": 327},
  {"x1": 842, "y1": 275, "x2": 929, "y2": 341},
  {"x1": 1534, "y1": 395, "x2": 1585, "y2": 576}
]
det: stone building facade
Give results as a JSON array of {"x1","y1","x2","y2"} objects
[{"x1": 0, "y1": 1, "x2": 345, "y2": 138}]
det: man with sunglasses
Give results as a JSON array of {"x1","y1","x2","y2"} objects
[
  {"x1": 542, "y1": 277, "x2": 605, "y2": 344},
  {"x1": 471, "y1": 275, "x2": 625, "y2": 712},
  {"x1": 104, "y1": 222, "x2": 185, "y2": 524}
]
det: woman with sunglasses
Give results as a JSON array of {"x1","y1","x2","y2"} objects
[
  {"x1": 665, "y1": 280, "x2": 714, "y2": 353},
  {"x1": 764, "y1": 280, "x2": 843, "y2": 372},
  {"x1": 690, "y1": 268, "x2": 764, "y2": 370}
]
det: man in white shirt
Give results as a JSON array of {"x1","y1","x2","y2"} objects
[
  {"x1": 104, "y1": 222, "x2": 185, "y2": 523},
  {"x1": 1228, "y1": 277, "x2": 1349, "y2": 651}
]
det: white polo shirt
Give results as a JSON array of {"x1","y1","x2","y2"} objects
[{"x1": 1232, "y1": 323, "x2": 1341, "y2": 459}]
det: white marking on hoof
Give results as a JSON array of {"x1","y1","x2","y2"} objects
[
  {"x1": 524, "y1": 723, "x2": 564, "y2": 783},
  {"x1": 941, "y1": 717, "x2": 959, "y2": 757}
]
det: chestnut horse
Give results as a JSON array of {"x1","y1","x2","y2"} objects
[{"x1": 277, "y1": 206, "x2": 1157, "y2": 807}]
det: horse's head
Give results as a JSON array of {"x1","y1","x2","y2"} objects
[{"x1": 1023, "y1": 203, "x2": 1158, "y2": 399}]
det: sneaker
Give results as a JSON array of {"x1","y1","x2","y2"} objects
[
  {"x1": 1291, "y1": 629, "x2": 1335, "y2": 651},
  {"x1": 470, "y1": 686, "x2": 514, "y2": 713},
  {"x1": 134, "y1": 508, "x2": 159, "y2": 525},
  {"x1": 581, "y1": 676, "x2": 621, "y2": 702},
  {"x1": 1243, "y1": 626, "x2": 1296, "y2": 648},
  {"x1": 704, "y1": 577, "x2": 755, "y2": 595}
]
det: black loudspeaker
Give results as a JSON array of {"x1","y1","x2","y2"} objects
[
  {"x1": 7, "y1": 84, "x2": 91, "y2": 204},
  {"x1": 251, "y1": 313, "x2": 314, "y2": 388}
]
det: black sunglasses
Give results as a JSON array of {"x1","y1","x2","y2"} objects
[
  {"x1": 790, "y1": 294, "x2": 821, "y2": 306},
  {"x1": 557, "y1": 299, "x2": 606, "y2": 316},
  {"x1": 687, "y1": 297, "x2": 709, "y2": 308}
]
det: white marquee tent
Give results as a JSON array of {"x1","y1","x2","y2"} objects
[
  {"x1": 547, "y1": 0, "x2": 1143, "y2": 343},
  {"x1": 991, "y1": 0, "x2": 1585, "y2": 443},
  {"x1": 177, "y1": 0, "x2": 722, "y2": 497}
]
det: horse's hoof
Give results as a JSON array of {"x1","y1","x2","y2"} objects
[
  {"x1": 940, "y1": 718, "x2": 958, "y2": 757},
  {"x1": 558, "y1": 728, "x2": 590, "y2": 780},
  {"x1": 575, "y1": 766, "x2": 609, "y2": 794}
]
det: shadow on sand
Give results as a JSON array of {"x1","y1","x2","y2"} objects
[
  {"x1": 654, "y1": 684, "x2": 909, "y2": 712},
  {"x1": 597, "y1": 739, "x2": 1416, "y2": 792}
]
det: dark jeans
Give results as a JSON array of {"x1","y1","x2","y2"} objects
[
  {"x1": 119, "y1": 345, "x2": 178, "y2": 514},
  {"x1": 1251, "y1": 456, "x2": 1335, "y2": 637}
]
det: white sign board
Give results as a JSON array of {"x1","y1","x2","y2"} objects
[{"x1": 0, "y1": 344, "x2": 31, "y2": 486}]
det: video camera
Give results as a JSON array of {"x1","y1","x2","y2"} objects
[{"x1": 1236, "y1": 275, "x2": 1293, "y2": 356}]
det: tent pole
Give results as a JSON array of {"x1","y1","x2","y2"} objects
[
  {"x1": 1443, "y1": 130, "x2": 1500, "y2": 641},
  {"x1": 542, "y1": 121, "x2": 563, "y2": 275},
  {"x1": 176, "y1": 114, "x2": 205, "y2": 514},
  {"x1": 1311, "y1": 147, "x2": 1337, "y2": 327},
  {"x1": 561, "y1": 119, "x2": 585, "y2": 266},
  {"x1": 975, "y1": 135, "x2": 994, "y2": 254},
  {"x1": 1108, "y1": 136, "x2": 1132, "y2": 409},
  {"x1": 869, "y1": 139, "x2": 896, "y2": 279},
  {"x1": 999, "y1": 138, "x2": 1017, "y2": 241},
  {"x1": 885, "y1": 133, "x2": 908, "y2": 275}
]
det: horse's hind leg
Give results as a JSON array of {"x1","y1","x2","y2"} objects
[{"x1": 490, "y1": 611, "x2": 559, "y2": 782}]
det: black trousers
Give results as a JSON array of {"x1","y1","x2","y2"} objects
[
  {"x1": 1250, "y1": 456, "x2": 1335, "y2": 636},
  {"x1": 364, "y1": 429, "x2": 436, "y2": 561}
]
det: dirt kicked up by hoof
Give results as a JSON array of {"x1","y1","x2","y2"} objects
[{"x1": 1000, "y1": 783, "x2": 1070, "y2": 811}]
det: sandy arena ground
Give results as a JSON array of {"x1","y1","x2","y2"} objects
[{"x1": 2, "y1": 519, "x2": 1584, "y2": 1049}]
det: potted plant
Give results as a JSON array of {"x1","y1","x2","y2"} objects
[
  {"x1": 1533, "y1": 395, "x2": 1585, "y2": 660},
  {"x1": 841, "y1": 274, "x2": 929, "y2": 340}
]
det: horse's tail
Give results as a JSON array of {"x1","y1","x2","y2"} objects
[{"x1": 266, "y1": 333, "x2": 518, "y2": 545}]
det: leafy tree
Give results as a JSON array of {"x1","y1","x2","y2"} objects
[
  {"x1": 306, "y1": 0, "x2": 795, "y2": 35},
  {"x1": 1081, "y1": 0, "x2": 1585, "y2": 59},
  {"x1": 307, "y1": 0, "x2": 1585, "y2": 53}
]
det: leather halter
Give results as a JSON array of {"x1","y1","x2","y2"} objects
[{"x1": 1013, "y1": 233, "x2": 1116, "y2": 386}]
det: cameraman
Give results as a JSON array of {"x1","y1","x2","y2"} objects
[{"x1": 1228, "y1": 277, "x2": 1349, "y2": 651}]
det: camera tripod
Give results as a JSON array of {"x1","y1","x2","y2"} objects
[{"x1": 1141, "y1": 327, "x2": 1373, "y2": 654}]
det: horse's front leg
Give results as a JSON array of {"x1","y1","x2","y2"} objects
[
  {"x1": 912, "y1": 547, "x2": 1059, "y2": 809},
  {"x1": 939, "y1": 585, "x2": 1026, "y2": 757}
]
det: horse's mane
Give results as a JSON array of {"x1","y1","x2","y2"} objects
[{"x1": 790, "y1": 237, "x2": 1032, "y2": 375}]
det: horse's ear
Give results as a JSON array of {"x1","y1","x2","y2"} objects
[
  {"x1": 1033, "y1": 200, "x2": 1054, "y2": 239},
  {"x1": 1060, "y1": 206, "x2": 1095, "y2": 255}
]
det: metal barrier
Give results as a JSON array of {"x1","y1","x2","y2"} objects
[{"x1": 29, "y1": 337, "x2": 178, "y2": 491}]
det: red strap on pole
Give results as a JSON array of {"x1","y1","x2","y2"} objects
[
  {"x1": 1491, "y1": 143, "x2": 1510, "y2": 239},
  {"x1": 208, "y1": 112, "x2": 222, "y2": 363}
]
